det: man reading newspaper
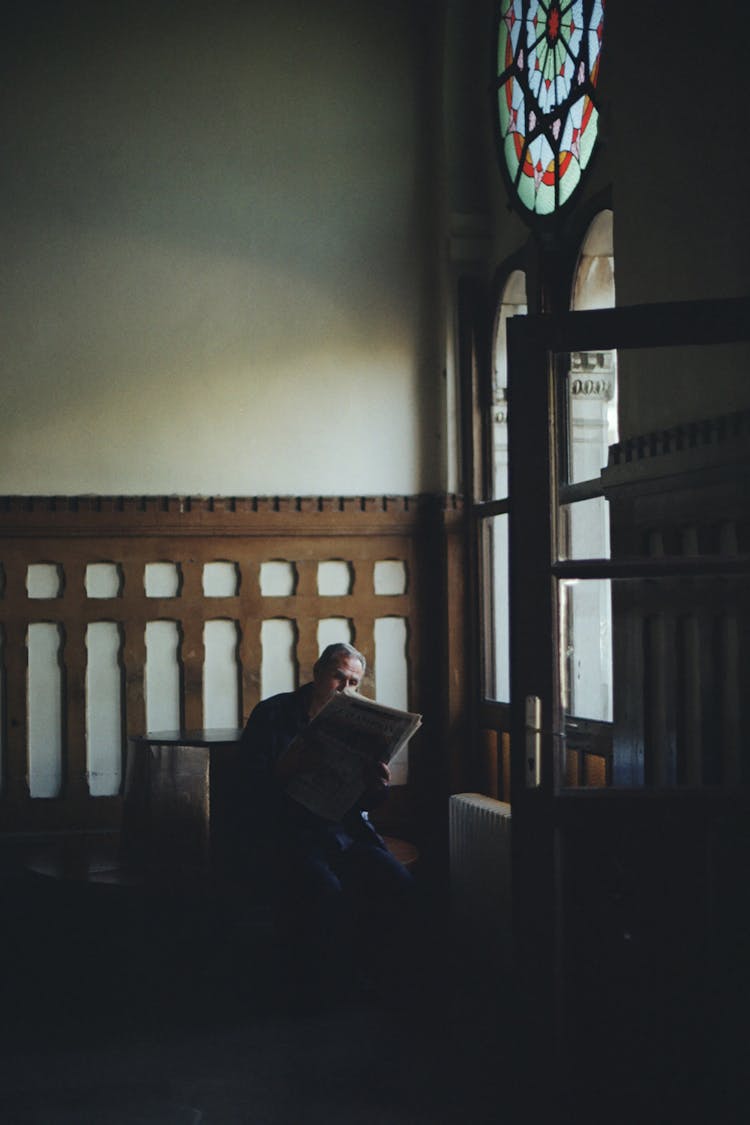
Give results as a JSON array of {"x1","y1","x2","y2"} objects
[{"x1": 238, "y1": 642, "x2": 421, "y2": 1009}]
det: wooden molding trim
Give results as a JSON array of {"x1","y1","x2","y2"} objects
[{"x1": 0, "y1": 493, "x2": 465, "y2": 539}]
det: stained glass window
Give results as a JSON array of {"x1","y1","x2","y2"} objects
[{"x1": 494, "y1": 1, "x2": 605, "y2": 218}]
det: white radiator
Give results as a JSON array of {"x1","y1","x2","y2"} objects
[{"x1": 449, "y1": 793, "x2": 513, "y2": 973}]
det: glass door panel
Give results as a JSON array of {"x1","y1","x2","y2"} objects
[
  {"x1": 505, "y1": 298, "x2": 750, "y2": 1113},
  {"x1": 560, "y1": 497, "x2": 611, "y2": 560},
  {"x1": 558, "y1": 573, "x2": 746, "y2": 790},
  {"x1": 492, "y1": 272, "x2": 526, "y2": 500},
  {"x1": 480, "y1": 513, "x2": 510, "y2": 703},
  {"x1": 556, "y1": 351, "x2": 617, "y2": 750},
  {"x1": 565, "y1": 349, "x2": 618, "y2": 484},
  {"x1": 559, "y1": 577, "x2": 613, "y2": 724}
]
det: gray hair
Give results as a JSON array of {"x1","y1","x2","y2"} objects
[{"x1": 313, "y1": 642, "x2": 366, "y2": 677}]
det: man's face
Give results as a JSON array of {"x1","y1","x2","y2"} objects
[{"x1": 314, "y1": 653, "x2": 364, "y2": 697}]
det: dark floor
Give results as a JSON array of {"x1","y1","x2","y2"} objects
[
  {"x1": 1, "y1": 998, "x2": 509, "y2": 1125},
  {"x1": 6, "y1": 846, "x2": 737, "y2": 1125},
  {"x1": 0, "y1": 852, "x2": 522, "y2": 1125}
]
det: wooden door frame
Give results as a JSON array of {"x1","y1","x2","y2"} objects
[{"x1": 505, "y1": 295, "x2": 750, "y2": 1098}]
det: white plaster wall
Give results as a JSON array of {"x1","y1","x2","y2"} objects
[{"x1": 0, "y1": 1, "x2": 443, "y2": 496}]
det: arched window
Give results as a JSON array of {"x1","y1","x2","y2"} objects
[
  {"x1": 482, "y1": 270, "x2": 528, "y2": 706},
  {"x1": 568, "y1": 209, "x2": 618, "y2": 480},
  {"x1": 571, "y1": 209, "x2": 615, "y2": 311}
]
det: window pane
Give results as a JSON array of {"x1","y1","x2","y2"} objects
[
  {"x1": 558, "y1": 574, "x2": 745, "y2": 790},
  {"x1": 565, "y1": 350, "x2": 618, "y2": 484},
  {"x1": 480, "y1": 515, "x2": 510, "y2": 702},
  {"x1": 492, "y1": 272, "x2": 526, "y2": 500},
  {"x1": 560, "y1": 578, "x2": 613, "y2": 723},
  {"x1": 560, "y1": 496, "x2": 611, "y2": 561}
]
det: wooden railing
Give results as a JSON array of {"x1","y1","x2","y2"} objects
[{"x1": 602, "y1": 409, "x2": 750, "y2": 787}]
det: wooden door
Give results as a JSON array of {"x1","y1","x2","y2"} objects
[{"x1": 506, "y1": 299, "x2": 750, "y2": 1124}]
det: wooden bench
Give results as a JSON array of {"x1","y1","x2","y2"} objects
[{"x1": 25, "y1": 728, "x2": 418, "y2": 891}]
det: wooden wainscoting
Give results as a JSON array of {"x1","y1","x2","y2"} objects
[{"x1": 0, "y1": 494, "x2": 465, "y2": 839}]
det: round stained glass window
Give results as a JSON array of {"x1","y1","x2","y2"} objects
[{"x1": 494, "y1": 0, "x2": 605, "y2": 219}]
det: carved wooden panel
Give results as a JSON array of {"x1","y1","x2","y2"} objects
[{"x1": 0, "y1": 495, "x2": 462, "y2": 834}]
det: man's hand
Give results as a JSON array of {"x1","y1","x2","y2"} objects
[
  {"x1": 359, "y1": 759, "x2": 391, "y2": 810},
  {"x1": 367, "y1": 760, "x2": 391, "y2": 788}
]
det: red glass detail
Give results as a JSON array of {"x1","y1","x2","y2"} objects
[
  {"x1": 581, "y1": 94, "x2": 594, "y2": 131},
  {"x1": 546, "y1": 150, "x2": 572, "y2": 184},
  {"x1": 535, "y1": 57, "x2": 541, "y2": 70},
  {"x1": 545, "y1": 78, "x2": 552, "y2": 90},
  {"x1": 512, "y1": 135, "x2": 535, "y2": 181},
  {"x1": 547, "y1": 7, "x2": 560, "y2": 41}
]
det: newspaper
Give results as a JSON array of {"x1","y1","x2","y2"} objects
[{"x1": 284, "y1": 691, "x2": 422, "y2": 822}]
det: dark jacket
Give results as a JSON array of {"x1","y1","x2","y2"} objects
[{"x1": 238, "y1": 685, "x2": 386, "y2": 862}]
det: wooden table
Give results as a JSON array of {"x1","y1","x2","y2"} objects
[{"x1": 122, "y1": 728, "x2": 244, "y2": 871}]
